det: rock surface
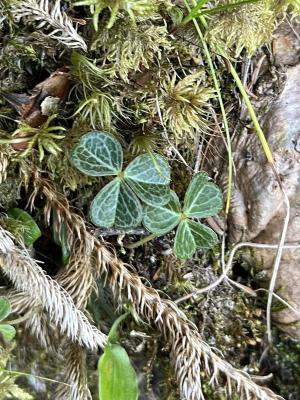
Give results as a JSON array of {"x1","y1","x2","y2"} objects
[{"x1": 222, "y1": 23, "x2": 300, "y2": 338}]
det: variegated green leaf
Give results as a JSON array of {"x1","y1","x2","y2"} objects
[
  {"x1": 174, "y1": 220, "x2": 218, "y2": 259},
  {"x1": 71, "y1": 131, "x2": 123, "y2": 176},
  {"x1": 187, "y1": 220, "x2": 218, "y2": 249},
  {"x1": 98, "y1": 343, "x2": 138, "y2": 400},
  {"x1": 124, "y1": 153, "x2": 171, "y2": 205},
  {"x1": 90, "y1": 179, "x2": 142, "y2": 228},
  {"x1": 90, "y1": 179, "x2": 120, "y2": 227},
  {"x1": 183, "y1": 172, "x2": 223, "y2": 218},
  {"x1": 174, "y1": 220, "x2": 196, "y2": 259},
  {"x1": 143, "y1": 191, "x2": 181, "y2": 235}
]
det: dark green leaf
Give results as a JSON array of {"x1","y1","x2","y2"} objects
[
  {"x1": 98, "y1": 343, "x2": 138, "y2": 400},
  {"x1": 71, "y1": 131, "x2": 123, "y2": 176},
  {"x1": 183, "y1": 172, "x2": 223, "y2": 218},
  {"x1": 0, "y1": 324, "x2": 16, "y2": 341},
  {"x1": 90, "y1": 179, "x2": 142, "y2": 228},
  {"x1": 124, "y1": 153, "x2": 171, "y2": 206},
  {"x1": 0, "y1": 297, "x2": 11, "y2": 322},
  {"x1": 143, "y1": 191, "x2": 181, "y2": 235},
  {"x1": 7, "y1": 208, "x2": 41, "y2": 246}
]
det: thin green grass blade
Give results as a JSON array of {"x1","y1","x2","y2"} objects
[
  {"x1": 229, "y1": 63, "x2": 274, "y2": 164},
  {"x1": 183, "y1": 0, "x2": 233, "y2": 214},
  {"x1": 183, "y1": 0, "x2": 259, "y2": 24},
  {"x1": 182, "y1": 0, "x2": 210, "y2": 24}
]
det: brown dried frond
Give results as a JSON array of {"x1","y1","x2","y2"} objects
[
  {"x1": 55, "y1": 343, "x2": 92, "y2": 400},
  {"x1": 27, "y1": 170, "x2": 282, "y2": 400},
  {"x1": 0, "y1": 227, "x2": 106, "y2": 351},
  {"x1": 56, "y1": 236, "x2": 95, "y2": 309}
]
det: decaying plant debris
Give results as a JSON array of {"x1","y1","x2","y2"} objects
[{"x1": 0, "y1": 1, "x2": 300, "y2": 399}]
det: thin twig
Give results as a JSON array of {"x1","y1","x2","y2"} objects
[
  {"x1": 266, "y1": 188, "x2": 290, "y2": 344},
  {"x1": 175, "y1": 239, "x2": 299, "y2": 304}
]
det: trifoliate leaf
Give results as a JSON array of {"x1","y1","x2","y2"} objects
[
  {"x1": 71, "y1": 131, "x2": 123, "y2": 176},
  {"x1": 183, "y1": 172, "x2": 223, "y2": 218},
  {"x1": 174, "y1": 220, "x2": 196, "y2": 259},
  {"x1": 0, "y1": 324, "x2": 16, "y2": 341},
  {"x1": 143, "y1": 191, "x2": 181, "y2": 235},
  {"x1": 90, "y1": 179, "x2": 142, "y2": 228},
  {"x1": 124, "y1": 153, "x2": 171, "y2": 206},
  {"x1": 7, "y1": 208, "x2": 41, "y2": 246},
  {"x1": 98, "y1": 343, "x2": 138, "y2": 400},
  {"x1": 0, "y1": 297, "x2": 11, "y2": 322}
]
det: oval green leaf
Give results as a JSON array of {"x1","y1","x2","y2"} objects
[
  {"x1": 71, "y1": 131, "x2": 123, "y2": 176},
  {"x1": 0, "y1": 324, "x2": 16, "y2": 341},
  {"x1": 124, "y1": 153, "x2": 171, "y2": 206},
  {"x1": 174, "y1": 220, "x2": 218, "y2": 259},
  {"x1": 7, "y1": 208, "x2": 41, "y2": 247},
  {"x1": 174, "y1": 220, "x2": 197, "y2": 259},
  {"x1": 0, "y1": 297, "x2": 11, "y2": 322},
  {"x1": 90, "y1": 179, "x2": 142, "y2": 228},
  {"x1": 187, "y1": 220, "x2": 219, "y2": 249},
  {"x1": 183, "y1": 172, "x2": 223, "y2": 218},
  {"x1": 98, "y1": 343, "x2": 138, "y2": 400},
  {"x1": 143, "y1": 191, "x2": 181, "y2": 235}
]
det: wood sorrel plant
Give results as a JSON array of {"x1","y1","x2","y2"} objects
[
  {"x1": 143, "y1": 173, "x2": 223, "y2": 259},
  {"x1": 71, "y1": 131, "x2": 171, "y2": 228}
]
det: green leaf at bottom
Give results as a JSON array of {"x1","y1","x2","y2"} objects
[{"x1": 98, "y1": 343, "x2": 138, "y2": 400}]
